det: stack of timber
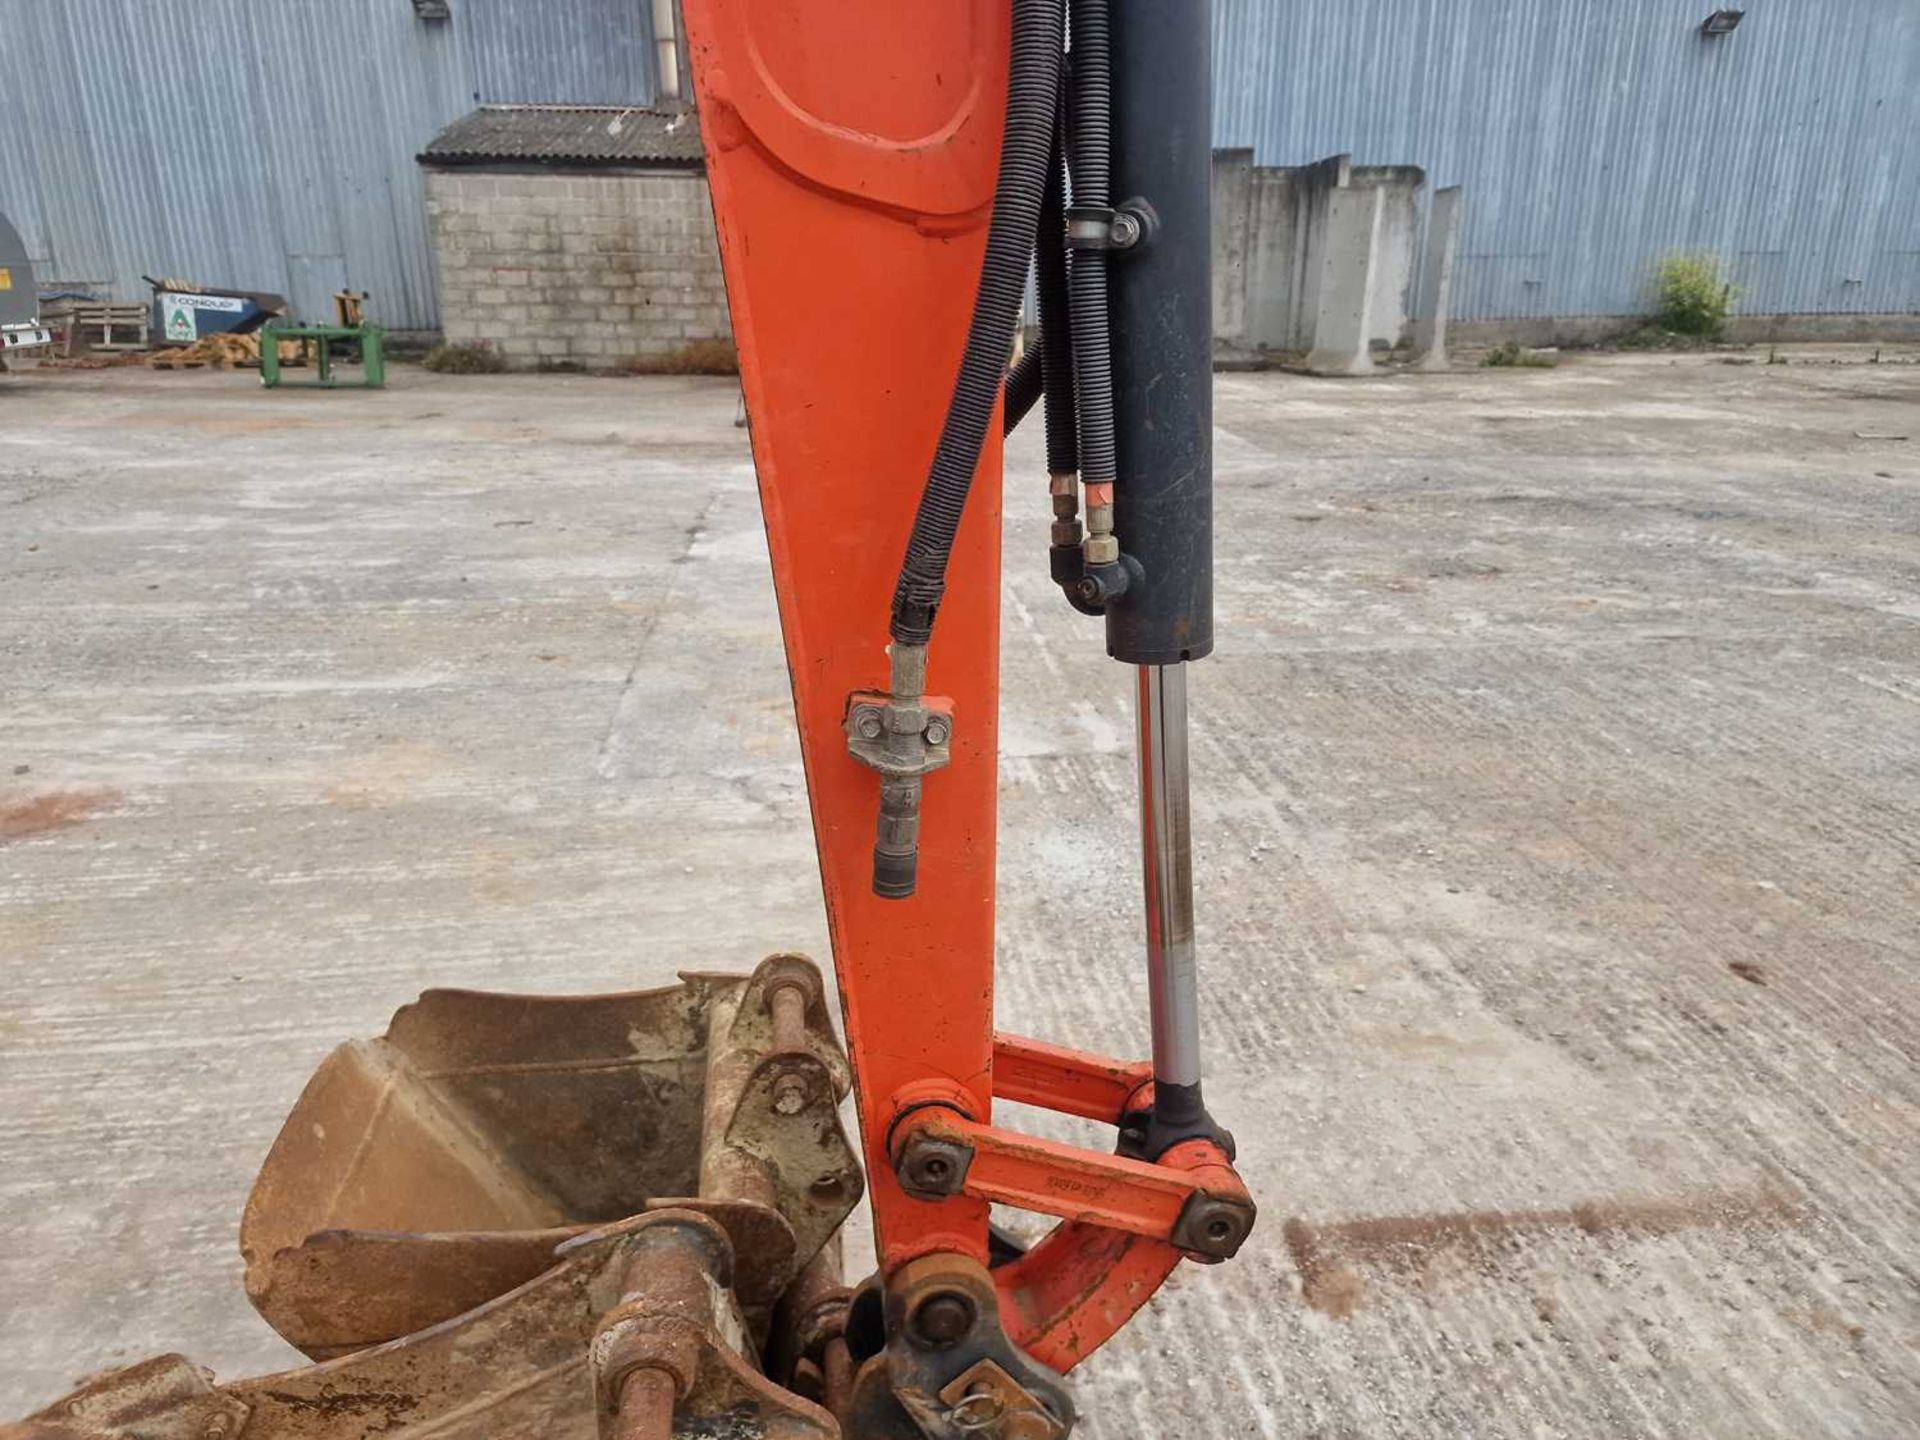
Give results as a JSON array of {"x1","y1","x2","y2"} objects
[{"x1": 148, "y1": 333, "x2": 308, "y2": 370}]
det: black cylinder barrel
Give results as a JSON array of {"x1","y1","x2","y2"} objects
[{"x1": 1104, "y1": 0, "x2": 1213, "y2": 666}]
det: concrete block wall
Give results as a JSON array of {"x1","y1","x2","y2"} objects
[{"x1": 425, "y1": 168, "x2": 730, "y2": 370}]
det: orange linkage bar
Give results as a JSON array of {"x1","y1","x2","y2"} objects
[
  {"x1": 895, "y1": 1109, "x2": 1241, "y2": 1243},
  {"x1": 894, "y1": 1036, "x2": 1250, "y2": 1255},
  {"x1": 990, "y1": 1032, "x2": 1153, "y2": 1122},
  {"x1": 980, "y1": 1036, "x2": 1251, "y2": 1373}
]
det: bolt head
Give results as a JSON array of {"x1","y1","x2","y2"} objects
[
  {"x1": 772, "y1": 1073, "x2": 810, "y2": 1115},
  {"x1": 924, "y1": 717, "x2": 950, "y2": 746},
  {"x1": 854, "y1": 709, "x2": 884, "y2": 739},
  {"x1": 910, "y1": 1290, "x2": 976, "y2": 1347},
  {"x1": 895, "y1": 1136, "x2": 972, "y2": 1198},
  {"x1": 1172, "y1": 1193, "x2": 1256, "y2": 1261}
]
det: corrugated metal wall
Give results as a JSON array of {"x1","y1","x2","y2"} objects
[
  {"x1": 462, "y1": 0, "x2": 657, "y2": 107},
  {"x1": 2, "y1": 2, "x2": 1913, "y2": 330},
  {"x1": 0, "y1": 0, "x2": 655, "y2": 331},
  {"x1": 1213, "y1": 0, "x2": 1920, "y2": 320}
]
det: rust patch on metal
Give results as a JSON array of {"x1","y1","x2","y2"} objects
[
  {"x1": 0, "y1": 787, "x2": 120, "y2": 843},
  {"x1": 254, "y1": 1390, "x2": 423, "y2": 1419},
  {"x1": 590, "y1": 1211, "x2": 836, "y2": 1440},
  {"x1": 1284, "y1": 1188, "x2": 1806, "y2": 1319},
  {"x1": 0, "y1": 1355, "x2": 248, "y2": 1440}
]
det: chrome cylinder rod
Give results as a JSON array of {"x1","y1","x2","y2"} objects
[{"x1": 1135, "y1": 662, "x2": 1201, "y2": 1093}]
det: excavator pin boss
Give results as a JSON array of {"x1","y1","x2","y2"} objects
[{"x1": 5, "y1": 3, "x2": 1253, "y2": 1438}]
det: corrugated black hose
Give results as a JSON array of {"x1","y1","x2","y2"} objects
[
  {"x1": 1066, "y1": 0, "x2": 1115, "y2": 497},
  {"x1": 1037, "y1": 85, "x2": 1078, "y2": 475},
  {"x1": 888, "y1": 0, "x2": 1066, "y2": 648},
  {"x1": 1003, "y1": 342, "x2": 1045, "y2": 435},
  {"x1": 1002, "y1": 89, "x2": 1077, "y2": 451}
]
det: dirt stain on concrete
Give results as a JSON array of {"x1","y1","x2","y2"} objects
[
  {"x1": 1284, "y1": 1188, "x2": 1805, "y2": 1319},
  {"x1": 70, "y1": 409, "x2": 318, "y2": 433},
  {"x1": 323, "y1": 741, "x2": 439, "y2": 809},
  {"x1": 0, "y1": 787, "x2": 122, "y2": 844}
]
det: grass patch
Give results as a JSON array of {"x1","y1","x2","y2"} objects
[
  {"x1": 620, "y1": 338, "x2": 739, "y2": 376},
  {"x1": 1653, "y1": 253, "x2": 1735, "y2": 339},
  {"x1": 1604, "y1": 254, "x2": 1739, "y2": 351},
  {"x1": 1483, "y1": 342, "x2": 1556, "y2": 368},
  {"x1": 421, "y1": 340, "x2": 508, "y2": 374}
]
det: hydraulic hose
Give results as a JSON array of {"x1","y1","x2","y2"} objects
[
  {"x1": 1001, "y1": 94, "x2": 1075, "y2": 452},
  {"x1": 1066, "y1": 0, "x2": 1115, "y2": 502},
  {"x1": 1003, "y1": 342, "x2": 1045, "y2": 436},
  {"x1": 1037, "y1": 88, "x2": 1077, "y2": 476},
  {"x1": 889, "y1": 0, "x2": 1065, "y2": 648}
]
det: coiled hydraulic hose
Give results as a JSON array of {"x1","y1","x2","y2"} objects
[
  {"x1": 1066, "y1": 0, "x2": 1116, "y2": 506},
  {"x1": 889, "y1": 0, "x2": 1066, "y2": 648}
]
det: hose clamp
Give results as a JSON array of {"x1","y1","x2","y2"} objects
[
  {"x1": 847, "y1": 688, "x2": 954, "y2": 900},
  {"x1": 1064, "y1": 203, "x2": 1145, "y2": 252}
]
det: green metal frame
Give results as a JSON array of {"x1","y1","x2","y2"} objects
[{"x1": 259, "y1": 321, "x2": 386, "y2": 389}]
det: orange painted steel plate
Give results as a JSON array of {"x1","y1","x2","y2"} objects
[{"x1": 684, "y1": 0, "x2": 1008, "y2": 1267}]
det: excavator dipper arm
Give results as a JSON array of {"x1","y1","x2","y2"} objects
[{"x1": 682, "y1": 0, "x2": 1252, "y2": 1427}]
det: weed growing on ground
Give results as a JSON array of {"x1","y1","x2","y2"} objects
[
  {"x1": 1653, "y1": 253, "x2": 1735, "y2": 339},
  {"x1": 620, "y1": 339, "x2": 739, "y2": 375},
  {"x1": 1483, "y1": 342, "x2": 1556, "y2": 368},
  {"x1": 421, "y1": 340, "x2": 508, "y2": 374}
]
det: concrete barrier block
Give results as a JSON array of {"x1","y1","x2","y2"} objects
[
  {"x1": 1212, "y1": 148, "x2": 1255, "y2": 345},
  {"x1": 1305, "y1": 186, "x2": 1384, "y2": 376},
  {"x1": 1353, "y1": 166, "x2": 1424, "y2": 348},
  {"x1": 1411, "y1": 186, "x2": 1464, "y2": 370}
]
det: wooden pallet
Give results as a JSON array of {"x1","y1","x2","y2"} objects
[{"x1": 69, "y1": 302, "x2": 149, "y2": 353}]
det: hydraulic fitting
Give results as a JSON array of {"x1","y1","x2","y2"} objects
[
  {"x1": 1048, "y1": 472, "x2": 1082, "y2": 549},
  {"x1": 847, "y1": 644, "x2": 953, "y2": 900}
]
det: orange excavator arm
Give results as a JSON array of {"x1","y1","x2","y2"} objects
[{"x1": 682, "y1": 0, "x2": 1253, "y2": 1425}]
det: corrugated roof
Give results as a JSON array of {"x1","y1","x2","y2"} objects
[{"x1": 420, "y1": 105, "x2": 703, "y2": 168}]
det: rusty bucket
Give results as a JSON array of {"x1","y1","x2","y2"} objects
[{"x1": 239, "y1": 953, "x2": 862, "y2": 1358}]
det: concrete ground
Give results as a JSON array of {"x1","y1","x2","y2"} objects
[{"x1": 1, "y1": 349, "x2": 1916, "y2": 1438}]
